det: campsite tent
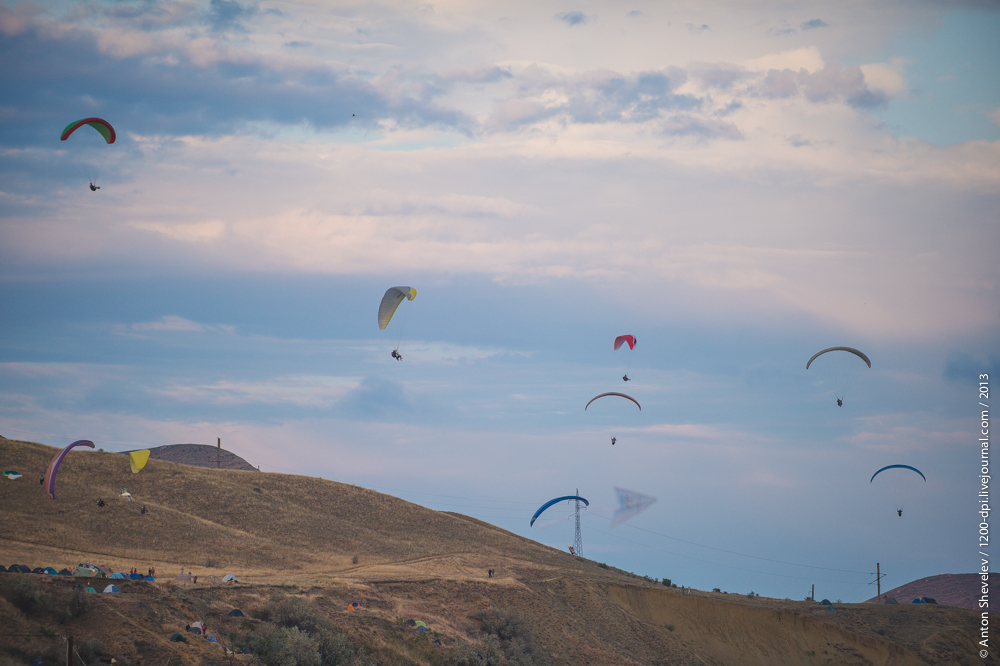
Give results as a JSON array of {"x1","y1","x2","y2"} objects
[
  {"x1": 73, "y1": 568, "x2": 94, "y2": 577},
  {"x1": 406, "y1": 620, "x2": 416, "y2": 626},
  {"x1": 32, "y1": 567, "x2": 45, "y2": 574},
  {"x1": 129, "y1": 572, "x2": 143, "y2": 580},
  {"x1": 57, "y1": 569, "x2": 72, "y2": 576},
  {"x1": 84, "y1": 587, "x2": 96, "y2": 593},
  {"x1": 5, "y1": 565, "x2": 19, "y2": 572},
  {"x1": 416, "y1": 626, "x2": 429, "y2": 634},
  {"x1": 911, "y1": 598, "x2": 926, "y2": 604},
  {"x1": 103, "y1": 585, "x2": 121, "y2": 593},
  {"x1": 110, "y1": 572, "x2": 126, "y2": 579},
  {"x1": 885, "y1": 597, "x2": 899, "y2": 604},
  {"x1": 922, "y1": 597, "x2": 938, "y2": 604},
  {"x1": 97, "y1": 565, "x2": 112, "y2": 574},
  {"x1": 204, "y1": 575, "x2": 221, "y2": 584},
  {"x1": 820, "y1": 599, "x2": 831, "y2": 605},
  {"x1": 191, "y1": 621, "x2": 205, "y2": 630},
  {"x1": 189, "y1": 627, "x2": 202, "y2": 635},
  {"x1": 17, "y1": 565, "x2": 30, "y2": 573},
  {"x1": 43, "y1": 567, "x2": 57, "y2": 575},
  {"x1": 174, "y1": 574, "x2": 192, "y2": 584},
  {"x1": 169, "y1": 634, "x2": 185, "y2": 643},
  {"x1": 222, "y1": 574, "x2": 238, "y2": 582},
  {"x1": 206, "y1": 635, "x2": 218, "y2": 642},
  {"x1": 229, "y1": 609, "x2": 245, "y2": 617},
  {"x1": 145, "y1": 576, "x2": 155, "y2": 582},
  {"x1": 347, "y1": 601, "x2": 361, "y2": 611}
]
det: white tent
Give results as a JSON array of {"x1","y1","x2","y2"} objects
[
  {"x1": 103, "y1": 584, "x2": 122, "y2": 593},
  {"x1": 222, "y1": 574, "x2": 239, "y2": 582}
]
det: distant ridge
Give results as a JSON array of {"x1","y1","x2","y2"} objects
[
  {"x1": 129, "y1": 443, "x2": 257, "y2": 471},
  {"x1": 866, "y1": 572, "x2": 1000, "y2": 609}
]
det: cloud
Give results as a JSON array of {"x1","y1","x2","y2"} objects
[
  {"x1": 339, "y1": 376, "x2": 409, "y2": 418},
  {"x1": 207, "y1": 0, "x2": 258, "y2": 33},
  {"x1": 556, "y1": 11, "x2": 588, "y2": 26},
  {"x1": 686, "y1": 23, "x2": 710, "y2": 32},
  {"x1": 485, "y1": 66, "x2": 706, "y2": 132},
  {"x1": 756, "y1": 63, "x2": 888, "y2": 108},
  {"x1": 626, "y1": 10, "x2": 643, "y2": 18},
  {"x1": 800, "y1": 19, "x2": 828, "y2": 30},
  {"x1": 128, "y1": 316, "x2": 237, "y2": 334}
]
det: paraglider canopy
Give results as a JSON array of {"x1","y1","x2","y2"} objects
[
  {"x1": 61, "y1": 118, "x2": 116, "y2": 144},
  {"x1": 614, "y1": 335, "x2": 636, "y2": 351},
  {"x1": 44, "y1": 440, "x2": 95, "y2": 499},
  {"x1": 870, "y1": 464, "x2": 926, "y2": 483},
  {"x1": 585, "y1": 393, "x2": 640, "y2": 411},
  {"x1": 129, "y1": 449, "x2": 150, "y2": 474},
  {"x1": 378, "y1": 286, "x2": 416, "y2": 330},
  {"x1": 806, "y1": 347, "x2": 871, "y2": 370},
  {"x1": 530, "y1": 495, "x2": 589, "y2": 526}
]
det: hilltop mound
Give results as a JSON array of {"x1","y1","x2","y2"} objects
[
  {"x1": 131, "y1": 443, "x2": 258, "y2": 471},
  {"x1": 0, "y1": 436, "x2": 990, "y2": 665},
  {"x1": 866, "y1": 573, "x2": 1000, "y2": 609}
]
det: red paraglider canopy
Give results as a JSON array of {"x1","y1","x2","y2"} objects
[{"x1": 614, "y1": 335, "x2": 636, "y2": 351}]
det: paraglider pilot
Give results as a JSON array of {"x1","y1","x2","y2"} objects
[
  {"x1": 623, "y1": 374, "x2": 630, "y2": 382},
  {"x1": 391, "y1": 349, "x2": 403, "y2": 361},
  {"x1": 89, "y1": 182, "x2": 100, "y2": 191},
  {"x1": 836, "y1": 398, "x2": 843, "y2": 407},
  {"x1": 611, "y1": 437, "x2": 616, "y2": 446},
  {"x1": 96, "y1": 498, "x2": 106, "y2": 508},
  {"x1": 897, "y1": 509, "x2": 902, "y2": 517}
]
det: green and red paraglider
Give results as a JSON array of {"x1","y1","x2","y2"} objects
[{"x1": 61, "y1": 118, "x2": 115, "y2": 190}]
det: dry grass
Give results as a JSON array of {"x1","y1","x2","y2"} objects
[{"x1": 1, "y1": 436, "x2": 991, "y2": 665}]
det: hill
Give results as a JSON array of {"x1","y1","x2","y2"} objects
[
  {"x1": 0, "y1": 436, "x2": 993, "y2": 665},
  {"x1": 867, "y1": 573, "x2": 1000, "y2": 610},
  {"x1": 130, "y1": 443, "x2": 258, "y2": 472}
]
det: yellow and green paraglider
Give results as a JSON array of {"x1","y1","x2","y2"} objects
[
  {"x1": 379, "y1": 286, "x2": 416, "y2": 360},
  {"x1": 129, "y1": 450, "x2": 150, "y2": 474}
]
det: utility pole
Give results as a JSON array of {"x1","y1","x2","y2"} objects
[
  {"x1": 811, "y1": 584, "x2": 814, "y2": 601},
  {"x1": 217, "y1": 437, "x2": 221, "y2": 469},
  {"x1": 869, "y1": 563, "x2": 887, "y2": 602},
  {"x1": 574, "y1": 488, "x2": 583, "y2": 558},
  {"x1": 66, "y1": 635, "x2": 73, "y2": 666}
]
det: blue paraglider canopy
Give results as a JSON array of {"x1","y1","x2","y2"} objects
[
  {"x1": 530, "y1": 495, "x2": 589, "y2": 526},
  {"x1": 870, "y1": 465, "x2": 926, "y2": 483}
]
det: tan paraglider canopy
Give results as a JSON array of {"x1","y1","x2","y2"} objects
[
  {"x1": 585, "y1": 392, "x2": 641, "y2": 411},
  {"x1": 378, "y1": 287, "x2": 416, "y2": 330}
]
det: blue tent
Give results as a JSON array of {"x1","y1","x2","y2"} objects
[
  {"x1": 145, "y1": 576, "x2": 155, "y2": 582},
  {"x1": 129, "y1": 572, "x2": 143, "y2": 580},
  {"x1": 110, "y1": 572, "x2": 126, "y2": 579},
  {"x1": 911, "y1": 598, "x2": 925, "y2": 604}
]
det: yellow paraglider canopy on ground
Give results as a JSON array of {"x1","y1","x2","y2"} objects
[{"x1": 129, "y1": 450, "x2": 150, "y2": 474}]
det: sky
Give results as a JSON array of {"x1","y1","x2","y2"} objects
[{"x1": 1, "y1": 0, "x2": 998, "y2": 602}]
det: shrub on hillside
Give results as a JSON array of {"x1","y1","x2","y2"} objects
[
  {"x1": 473, "y1": 609, "x2": 549, "y2": 666},
  {"x1": 234, "y1": 625, "x2": 374, "y2": 666},
  {"x1": 58, "y1": 590, "x2": 91, "y2": 623},
  {"x1": 266, "y1": 593, "x2": 329, "y2": 634},
  {"x1": 1, "y1": 577, "x2": 51, "y2": 616}
]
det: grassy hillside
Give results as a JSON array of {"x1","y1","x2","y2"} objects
[{"x1": 0, "y1": 436, "x2": 992, "y2": 666}]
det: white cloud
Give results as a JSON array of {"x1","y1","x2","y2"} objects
[
  {"x1": 743, "y1": 47, "x2": 825, "y2": 73},
  {"x1": 859, "y1": 59, "x2": 908, "y2": 97}
]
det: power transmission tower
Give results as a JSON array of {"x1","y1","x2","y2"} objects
[{"x1": 574, "y1": 488, "x2": 583, "y2": 557}]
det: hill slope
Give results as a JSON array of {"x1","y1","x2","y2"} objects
[
  {"x1": 0, "y1": 436, "x2": 992, "y2": 665},
  {"x1": 137, "y1": 443, "x2": 258, "y2": 472},
  {"x1": 866, "y1": 573, "x2": 1000, "y2": 610}
]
